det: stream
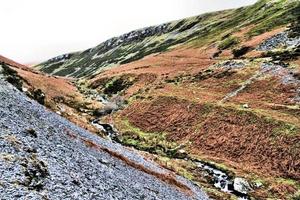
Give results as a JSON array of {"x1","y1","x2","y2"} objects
[
  {"x1": 91, "y1": 119, "x2": 119, "y2": 141},
  {"x1": 194, "y1": 161, "x2": 249, "y2": 200},
  {"x1": 91, "y1": 120, "x2": 251, "y2": 200}
]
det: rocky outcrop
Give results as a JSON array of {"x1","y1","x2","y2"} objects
[
  {"x1": 96, "y1": 24, "x2": 170, "y2": 51},
  {"x1": 257, "y1": 31, "x2": 300, "y2": 51}
]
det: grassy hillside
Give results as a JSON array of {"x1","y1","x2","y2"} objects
[{"x1": 36, "y1": 0, "x2": 299, "y2": 78}]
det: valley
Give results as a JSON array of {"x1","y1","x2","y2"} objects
[{"x1": 1, "y1": 0, "x2": 300, "y2": 199}]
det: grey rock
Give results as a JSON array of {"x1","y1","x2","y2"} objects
[
  {"x1": 216, "y1": 60, "x2": 246, "y2": 69},
  {"x1": 257, "y1": 32, "x2": 300, "y2": 51},
  {"x1": 233, "y1": 177, "x2": 252, "y2": 194}
]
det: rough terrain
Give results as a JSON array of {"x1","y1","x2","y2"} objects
[
  {"x1": 2, "y1": 0, "x2": 300, "y2": 199},
  {"x1": 0, "y1": 69, "x2": 208, "y2": 199}
]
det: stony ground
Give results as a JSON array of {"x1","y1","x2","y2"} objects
[{"x1": 0, "y1": 76, "x2": 208, "y2": 200}]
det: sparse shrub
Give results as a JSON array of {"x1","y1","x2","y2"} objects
[
  {"x1": 262, "y1": 48, "x2": 300, "y2": 61},
  {"x1": 213, "y1": 69, "x2": 236, "y2": 79},
  {"x1": 288, "y1": 14, "x2": 300, "y2": 38},
  {"x1": 218, "y1": 36, "x2": 239, "y2": 50},
  {"x1": 104, "y1": 76, "x2": 136, "y2": 96},
  {"x1": 26, "y1": 128, "x2": 37, "y2": 138},
  {"x1": 212, "y1": 50, "x2": 222, "y2": 58},
  {"x1": 33, "y1": 89, "x2": 46, "y2": 105},
  {"x1": 232, "y1": 46, "x2": 252, "y2": 58},
  {"x1": 53, "y1": 96, "x2": 65, "y2": 103},
  {"x1": 0, "y1": 63, "x2": 23, "y2": 90},
  {"x1": 293, "y1": 72, "x2": 300, "y2": 80},
  {"x1": 165, "y1": 79, "x2": 176, "y2": 83},
  {"x1": 193, "y1": 69, "x2": 214, "y2": 81},
  {"x1": 292, "y1": 193, "x2": 300, "y2": 200}
]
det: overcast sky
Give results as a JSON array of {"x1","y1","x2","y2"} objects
[{"x1": 1, "y1": 0, "x2": 257, "y2": 64}]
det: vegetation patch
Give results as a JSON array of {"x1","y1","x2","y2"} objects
[
  {"x1": 0, "y1": 63, "x2": 23, "y2": 91},
  {"x1": 247, "y1": 1, "x2": 300, "y2": 37},
  {"x1": 117, "y1": 96, "x2": 300, "y2": 181},
  {"x1": 104, "y1": 76, "x2": 135, "y2": 95},
  {"x1": 89, "y1": 75, "x2": 137, "y2": 96},
  {"x1": 113, "y1": 118, "x2": 187, "y2": 158},
  {"x1": 262, "y1": 48, "x2": 300, "y2": 61},
  {"x1": 218, "y1": 36, "x2": 240, "y2": 50},
  {"x1": 232, "y1": 46, "x2": 252, "y2": 58}
]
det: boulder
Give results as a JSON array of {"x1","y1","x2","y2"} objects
[
  {"x1": 242, "y1": 104, "x2": 249, "y2": 109},
  {"x1": 233, "y1": 177, "x2": 252, "y2": 194}
]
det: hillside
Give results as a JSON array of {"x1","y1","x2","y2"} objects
[
  {"x1": 0, "y1": 54, "x2": 25, "y2": 68},
  {"x1": 0, "y1": 63, "x2": 208, "y2": 199},
  {"x1": 13, "y1": 0, "x2": 300, "y2": 199},
  {"x1": 36, "y1": 0, "x2": 299, "y2": 78}
]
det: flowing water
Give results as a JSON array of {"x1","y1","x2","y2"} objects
[
  {"x1": 92, "y1": 119, "x2": 119, "y2": 141},
  {"x1": 91, "y1": 120, "x2": 250, "y2": 199},
  {"x1": 194, "y1": 161, "x2": 249, "y2": 199}
]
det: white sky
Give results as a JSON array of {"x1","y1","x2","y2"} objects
[{"x1": 0, "y1": 0, "x2": 257, "y2": 64}]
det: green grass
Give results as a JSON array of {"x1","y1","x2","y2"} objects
[
  {"x1": 247, "y1": 1, "x2": 300, "y2": 37},
  {"x1": 115, "y1": 118, "x2": 182, "y2": 157},
  {"x1": 272, "y1": 122, "x2": 299, "y2": 137},
  {"x1": 292, "y1": 192, "x2": 300, "y2": 200},
  {"x1": 276, "y1": 178, "x2": 300, "y2": 187},
  {"x1": 218, "y1": 36, "x2": 240, "y2": 50}
]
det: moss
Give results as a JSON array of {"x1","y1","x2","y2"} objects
[
  {"x1": 177, "y1": 20, "x2": 199, "y2": 32},
  {"x1": 114, "y1": 118, "x2": 183, "y2": 158},
  {"x1": 202, "y1": 186, "x2": 232, "y2": 200},
  {"x1": 276, "y1": 178, "x2": 300, "y2": 187},
  {"x1": 41, "y1": 62, "x2": 65, "y2": 74},
  {"x1": 103, "y1": 75, "x2": 136, "y2": 96},
  {"x1": 218, "y1": 36, "x2": 240, "y2": 50},
  {"x1": 292, "y1": 192, "x2": 300, "y2": 200},
  {"x1": 272, "y1": 122, "x2": 299, "y2": 137}
]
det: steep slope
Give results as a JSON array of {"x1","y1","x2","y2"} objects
[
  {"x1": 0, "y1": 67, "x2": 208, "y2": 199},
  {"x1": 0, "y1": 60, "x2": 104, "y2": 133},
  {"x1": 36, "y1": 0, "x2": 299, "y2": 78}
]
